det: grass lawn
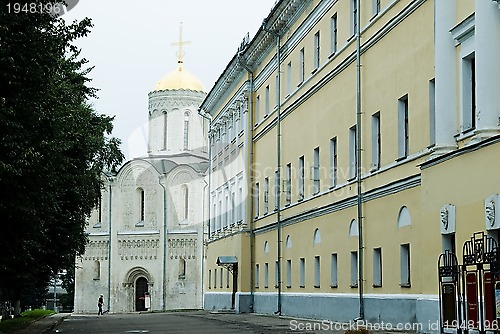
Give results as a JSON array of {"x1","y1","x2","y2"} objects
[{"x1": 0, "y1": 309, "x2": 55, "y2": 334}]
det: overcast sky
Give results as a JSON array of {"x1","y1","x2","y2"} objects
[{"x1": 63, "y1": 1, "x2": 275, "y2": 160}]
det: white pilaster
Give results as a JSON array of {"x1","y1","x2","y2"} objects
[
  {"x1": 432, "y1": 0, "x2": 458, "y2": 157},
  {"x1": 473, "y1": 0, "x2": 500, "y2": 141}
]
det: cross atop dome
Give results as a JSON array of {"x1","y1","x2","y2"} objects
[
  {"x1": 171, "y1": 22, "x2": 191, "y2": 68},
  {"x1": 152, "y1": 23, "x2": 205, "y2": 92}
]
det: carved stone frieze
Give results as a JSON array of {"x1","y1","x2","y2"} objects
[
  {"x1": 168, "y1": 237, "x2": 197, "y2": 260},
  {"x1": 118, "y1": 237, "x2": 160, "y2": 260}
]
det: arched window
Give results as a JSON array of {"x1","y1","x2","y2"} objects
[
  {"x1": 183, "y1": 112, "x2": 189, "y2": 150},
  {"x1": 98, "y1": 194, "x2": 102, "y2": 223},
  {"x1": 182, "y1": 185, "x2": 189, "y2": 220},
  {"x1": 179, "y1": 258, "x2": 186, "y2": 279},
  {"x1": 137, "y1": 188, "x2": 145, "y2": 225},
  {"x1": 349, "y1": 219, "x2": 359, "y2": 237},
  {"x1": 313, "y1": 228, "x2": 321, "y2": 245},
  {"x1": 286, "y1": 235, "x2": 292, "y2": 248},
  {"x1": 93, "y1": 260, "x2": 100, "y2": 280},
  {"x1": 397, "y1": 206, "x2": 412, "y2": 228},
  {"x1": 264, "y1": 241, "x2": 269, "y2": 253},
  {"x1": 163, "y1": 111, "x2": 168, "y2": 150}
]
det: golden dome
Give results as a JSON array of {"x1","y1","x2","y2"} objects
[{"x1": 153, "y1": 64, "x2": 205, "y2": 92}]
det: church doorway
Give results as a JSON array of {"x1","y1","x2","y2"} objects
[{"x1": 135, "y1": 277, "x2": 148, "y2": 311}]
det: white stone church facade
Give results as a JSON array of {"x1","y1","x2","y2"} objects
[{"x1": 74, "y1": 60, "x2": 209, "y2": 313}]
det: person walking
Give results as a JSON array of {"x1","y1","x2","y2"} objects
[{"x1": 98, "y1": 294, "x2": 104, "y2": 316}]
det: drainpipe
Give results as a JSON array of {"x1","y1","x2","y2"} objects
[
  {"x1": 237, "y1": 51, "x2": 254, "y2": 312},
  {"x1": 262, "y1": 19, "x2": 282, "y2": 316},
  {"x1": 158, "y1": 175, "x2": 167, "y2": 310},
  {"x1": 198, "y1": 108, "x2": 212, "y2": 310},
  {"x1": 355, "y1": 0, "x2": 364, "y2": 321},
  {"x1": 107, "y1": 176, "x2": 114, "y2": 313}
]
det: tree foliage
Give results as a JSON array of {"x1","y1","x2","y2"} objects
[{"x1": 0, "y1": 0, "x2": 124, "y2": 302}]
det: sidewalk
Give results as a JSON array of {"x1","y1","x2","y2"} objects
[{"x1": 16, "y1": 313, "x2": 69, "y2": 334}]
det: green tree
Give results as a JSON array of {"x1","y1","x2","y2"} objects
[{"x1": 0, "y1": 0, "x2": 124, "y2": 307}]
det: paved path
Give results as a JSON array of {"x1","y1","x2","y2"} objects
[{"x1": 17, "y1": 310, "x2": 416, "y2": 334}]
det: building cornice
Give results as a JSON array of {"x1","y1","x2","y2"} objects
[
  {"x1": 253, "y1": 174, "x2": 421, "y2": 235},
  {"x1": 421, "y1": 135, "x2": 500, "y2": 170}
]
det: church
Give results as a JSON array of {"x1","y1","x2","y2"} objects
[{"x1": 74, "y1": 33, "x2": 209, "y2": 313}]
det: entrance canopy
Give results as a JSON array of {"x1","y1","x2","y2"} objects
[
  {"x1": 216, "y1": 256, "x2": 238, "y2": 274},
  {"x1": 216, "y1": 256, "x2": 237, "y2": 265}
]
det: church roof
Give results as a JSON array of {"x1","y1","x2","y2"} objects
[
  {"x1": 153, "y1": 64, "x2": 205, "y2": 92},
  {"x1": 118, "y1": 151, "x2": 209, "y2": 176}
]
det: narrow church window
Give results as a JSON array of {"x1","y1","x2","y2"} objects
[
  {"x1": 139, "y1": 188, "x2": 145, "y2": 223},
  {"x1": 163, "y1": 111, "x2": 168, "y2": 150},
  {"x1": 93, "y1": 260, "x2": 100, "y2": 280},
  {"x1": 182, "y1": 185, "x2": 189, "y2": 221},
  {"x1": 179, "y1": 258, "x2": 186, "y2": 279},
  {"x1": 184, "y1": 112, "x2": 189, "y2": 150},
  {"x1": 98, "y1": 194, "x2": 102, "y2": 223}
]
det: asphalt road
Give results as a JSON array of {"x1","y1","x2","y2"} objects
[{"x1": 52, "y1": 311, "x2": 323, "y2": 334}]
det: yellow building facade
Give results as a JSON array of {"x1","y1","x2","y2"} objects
[{"x1": 200, "y1": 0, "x2": 500, "y2": 329}]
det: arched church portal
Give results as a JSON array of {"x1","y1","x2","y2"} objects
[
  {"x1": 124, "y1": 266, "x2": 153, "y2": 312},
  {"x1": 135, "y1": 277, "x2": 148, "y2": 311}
]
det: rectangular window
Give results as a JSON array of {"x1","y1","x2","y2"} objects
[
  {"x1": 255, "y1": 264, "x2": 260, "y2": 288},
  {"x1": 331, "y1": 14, "x2": 337, "y2": 54},
  {"x1": 351, "y1": 251, "x2": 358, "y2": 288},
  {"x1": 314, "y1": 31, "x2": 320, "y2": 70},
  {"x1": 330, "y1": 137, "x2": 338, "y2": 187},
  {"x1": 401, "y1": 244, "x2": 411, "y2": 287},
  {"x1": 314, "y1": 256, "x2": 320, "y2": 288},
  {"x1": 255, "y1": 95, "x2": 260, "y2": 123},
  {"x1": 331, "y1": 253, "x2": 338, "y2": 288},
  {"x1": 265, "y1": 85, "x2": 270, "y2": 116},
  {"x1": 285, "y1": 163, "x2": 291, "y2": 205},
  {"x1": 214, "y1": 268, "x2": 217, "y2": 289},
  {"x1": 220, "y1": 268, "x2": 223, "y2": 288},
  {"x1": 313, "y1": 147, "x2": 320, "y2": 194},
  {"x1": 254, "y1": 183, "x2": 260, "y2": 217},
  {"x1": 299, "y1": 48, "x2": 305, "y2": 84},
  {"x1": 462, "y1": 56, "x2": 476, "y2": 132},
  {"x1": 349, "y1": 125, "x2": 357, "y2": 179},
  {"x1": 300, "y1": 258, "x2": 306, "y2": 287},
  {"x1": 373, "y1": 248, "x2": 382, "y2": 287},
  {"x1": 398, "y1": 95, "x2": 409, "y2": 158},
  {"x1": 371, "y1": 112, "x2": 381, "y2": 170},
  {"x1": 286, "y1": 259, "x2": 292, "y2": 288},
  {"x1": 264, "y1": 177, "x2": 269, "y2": 214},
  {"x1": 275, "y1": 261, "x2": 279, "y2": 288},
  {"x1": 274, "y1": 170, "x2": 279, "y2": 211},
  {"x1": 226, "y1": 269, "x2": 230, "y2": 288},
  {"x1": 298, "y1": 156, "x2": 304, "y2": 200},
  {"x1": 264, "y1": 263, "x2": 269, "y2": 288},
  {"x1": 208, "y1": 270, "x2": 212, "y2": 289},
  {"x1": 286, "y1": 62, "x2": 292, "y2": 96},
  {"x1": 429, "y1": 79, "x2": 436, "y2": 146}
]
